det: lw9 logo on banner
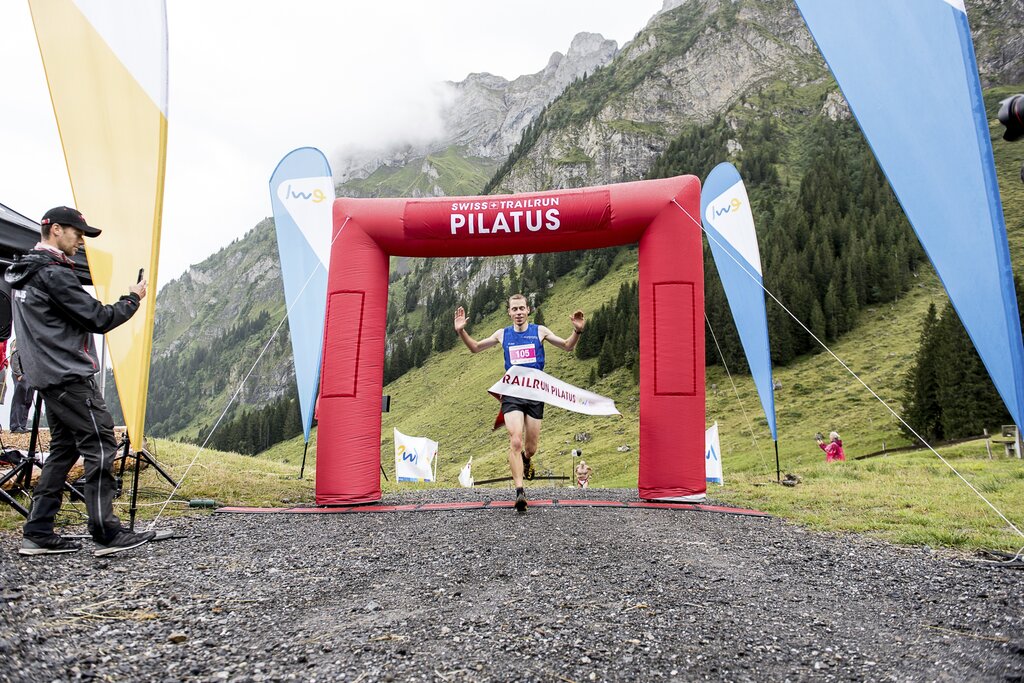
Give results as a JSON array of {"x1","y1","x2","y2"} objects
[
  {"x1": 711, "y1": 197, "x2": 743, "y2": 218},
  {"x1": 397, "y1": 445, "x2": 419, "y2": 464}
]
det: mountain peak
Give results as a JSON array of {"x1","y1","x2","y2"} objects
[{"x1": 336, "y1": 31, "x2": 620, "y2": 185}]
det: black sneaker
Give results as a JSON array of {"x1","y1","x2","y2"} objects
[
  {"x1": 19, "y1": 535, "x2": 81, "y2": 556},
  {"x1": 521, "y1": 451, "x2": 535, "y2": 481},
  {"x1": 514, "y1": 491, "x2": 528, "y2": 512},
  {"x1": 118, "y1": 526, "x2": 173, "y2": 542},
  {"x1": 94, "y1": 530, "x2": 156, "y2": 557}
]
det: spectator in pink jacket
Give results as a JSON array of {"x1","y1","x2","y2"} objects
[{"x1": 817, "y1": 431, "x2": 845, "y2": 462}]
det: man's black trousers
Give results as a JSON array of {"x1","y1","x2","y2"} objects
[
  {"x1": 23, "y1": 377, "x2": 123, "y2": 543},
  {"x1": 10, "y1": 376, "x2": 35, "y2": 431}
]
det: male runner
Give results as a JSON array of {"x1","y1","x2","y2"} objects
[{"x1": 454, "y1": 294, "x2": 585, "y2": 511}]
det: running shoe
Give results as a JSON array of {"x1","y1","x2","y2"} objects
[
  {"x1": 114, "y1": 526, "x2": 173, "y2": 542},
  {"x1": 515, "y1": 490, "x2": 528, "y2": 512},
  {"x1": 94, "y1": 529, "x2": 156, "y2": 557},
  {"x1": 19, "y1": 535, "x2": 81, "y2": 556},
  {"x1": 521, "y1": 451, "x2": 536, "y2": 481}
]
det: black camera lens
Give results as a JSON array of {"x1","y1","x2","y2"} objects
[{"x1": 998, "y1": 94, "x2": 1024, "y2": 142}]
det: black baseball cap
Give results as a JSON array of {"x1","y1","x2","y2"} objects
[{"x1": 40, "y1": 206, "x2": 102, "y2": 238}]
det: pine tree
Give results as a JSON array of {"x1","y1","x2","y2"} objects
[
  {"x1": 901, "y1": 304, "x2": 942, "y2": 441},
  {"x1": 902, "y1": 302, "x2": 1010, "y2": 442},
  {"x1": 597, "y1": 339, "x2": 615, "y2": 377}
]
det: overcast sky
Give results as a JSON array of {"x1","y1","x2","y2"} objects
[{"x1": 0, "y1": 1, "x2": 664, "y2": 288}]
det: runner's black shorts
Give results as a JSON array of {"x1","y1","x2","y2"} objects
[{"x1": 501, "y1": 396, "x2": 544, "y2": 420}]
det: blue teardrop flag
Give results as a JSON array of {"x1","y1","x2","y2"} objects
[
  {"x1": 270, "y1": 147, "x2": 334, "y2": 442},
  {"x1": 702, "y1": 162, "x2": 777, "y2": 440},
  {"x1": 795, "y1": 0, "x2": 1024, "y2": 428}
]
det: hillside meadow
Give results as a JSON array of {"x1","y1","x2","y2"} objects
[{"x1": 4, "y1": 255, "x2": 1021, "y2": 553}]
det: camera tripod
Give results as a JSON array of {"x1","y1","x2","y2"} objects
[
  {"x1": 114, "y1": 432, "x2": 178, "y2": 529},
  {"x1": 0, "y1": 394, "x2": 84, "y2": 517}
]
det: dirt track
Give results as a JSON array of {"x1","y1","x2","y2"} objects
[{"x1": 1, "y1": 487, "x2": 1021, "y2": 682}]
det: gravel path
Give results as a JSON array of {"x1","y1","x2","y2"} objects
[{"x1": 1, "y1": 487, "x2": 1021, "y2": 682}]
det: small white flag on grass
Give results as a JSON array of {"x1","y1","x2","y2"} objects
[
  {"x1": 458, "y1": 457, "x2": 474, "y2": 488},
  {"x1": 394, "y1": 429, "x2": 438, "y2": 482},
  {"x1": 705, "y1": 422, "x2": 723, "y2": 485}
]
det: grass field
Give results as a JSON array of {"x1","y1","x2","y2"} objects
[{"x1": 5, "y1": 256, "x2": 1020, "y2": 554}]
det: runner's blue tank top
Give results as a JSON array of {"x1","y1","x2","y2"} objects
[{"x1": 502, "y1": 324, "x2": 545, "y2": 371}]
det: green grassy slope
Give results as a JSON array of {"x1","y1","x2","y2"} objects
[
  {"x1": 338, "y1": 146, "x2": 499, "y2": 198},
  {"x1": 234, "y1": 250, "x2": 1023, "y2": 550},
  {"x1": 248, "y1": 85, "x2": 1024, "y2": 551},
  {"x1": 374, "y1": 257, "x2": 946, "y2": 484},
  {"x1": 248, "y1": 256, "x2": 1021, "y2": 551}
]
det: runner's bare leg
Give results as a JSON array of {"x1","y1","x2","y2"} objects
[
  {"x1": 524, "y1": 416, "x2": 541, "y2": 460},
  {"x1": 504, "y1": 410, "x2": 526, "y2": 488}
]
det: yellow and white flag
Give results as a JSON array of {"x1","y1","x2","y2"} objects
[
  {"x1": 29, "y1": 0, "x2": 168, "y2": 448},
  {"x1": 394, "y1": 429, "x2": 438, "y2": 483}
]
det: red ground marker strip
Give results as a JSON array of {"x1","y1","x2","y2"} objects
[
  {"x1": 556, "y1": 499, "x2": 626, "y2": 507},
  {"x1": 344, "y1": 505, "x2": 419, "y2": 513},
  {"x1": 418, "y1": 502, "x2": 486, "y2": 511},
  {"x1": 627, "y1": 502, "x2": 700, "y2": 511},
  {"x1": 215, "y1": 500, "x2": 768, "y2": 517},
  {"x1": 694, "y1": 504, "x2": 769, "y2": 517}
]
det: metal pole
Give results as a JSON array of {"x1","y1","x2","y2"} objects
[
  {"x1": 128, "y1": 433, "x2": 141, "y2": 530},
  {"x1": 774, "y1": 440, "x2": 781, "y2": 483},
  {"x1": 299, "y1": 440, "x2": 309, "y2": 479}
]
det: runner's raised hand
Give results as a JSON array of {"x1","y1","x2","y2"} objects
[{"x1": 570, "y1": 310, "x2": 585, "y2": 333}]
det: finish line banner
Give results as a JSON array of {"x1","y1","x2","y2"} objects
[{"x1": 488, "y1": 366, "x2": 620, "y2": 416}]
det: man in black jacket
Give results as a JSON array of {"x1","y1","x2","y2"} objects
[{"x1": 7, "y1": 206, "x2": 154, "y2": 556}]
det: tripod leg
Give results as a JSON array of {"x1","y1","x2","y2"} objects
[
  {"x1": 116, "y1": 436, "x2": 129, "y2": 486},
  {"x1": 64, "y1": 481, "x2": 85, "y2": 503},
  {"x1": 0, "y1": 456, "x2": 31, "y2": 497},
  {"x1": 0, "y1": 457, "x2": 33, "y2": 516},
  {"x1": 19, "y1": 394, "x2": 44, "y2": 493},
  {"x1": 129, "y1": 439, "x2": 141, "y2": 530},
  {"x1": 138, "y1": 450, "x2": 177, "y2": 488},
  {"x1": 0, "y1": 486, "x2": 29, "y2": 516}
]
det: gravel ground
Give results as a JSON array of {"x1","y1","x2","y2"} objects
[{"x1": 1, "y1": 487, "x2": 1021, "y2": 682}]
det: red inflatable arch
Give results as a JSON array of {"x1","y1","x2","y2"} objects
[{"x1": 318, "y1": 175, "x2": 705, "y2": 504}]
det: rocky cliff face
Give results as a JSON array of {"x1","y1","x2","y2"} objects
[
  {"x1": 969, "y1": 0, "x2": 1024, "y2": 87},
  {"x1": 492, "y1": 0, "x2": 1022, "y2": 194},
  {"x1": 335, "y1": 32, "x2": 618, "y2": 187},
  {"x1": 153, "y1": 219, "x2": 279, "y2": 357},
  {"x1": 442, "y1": 33, "x2": 619, "y2": 160},
  {"x1": 494, "y1": 0, "x2": 821, "y2": 193}
]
